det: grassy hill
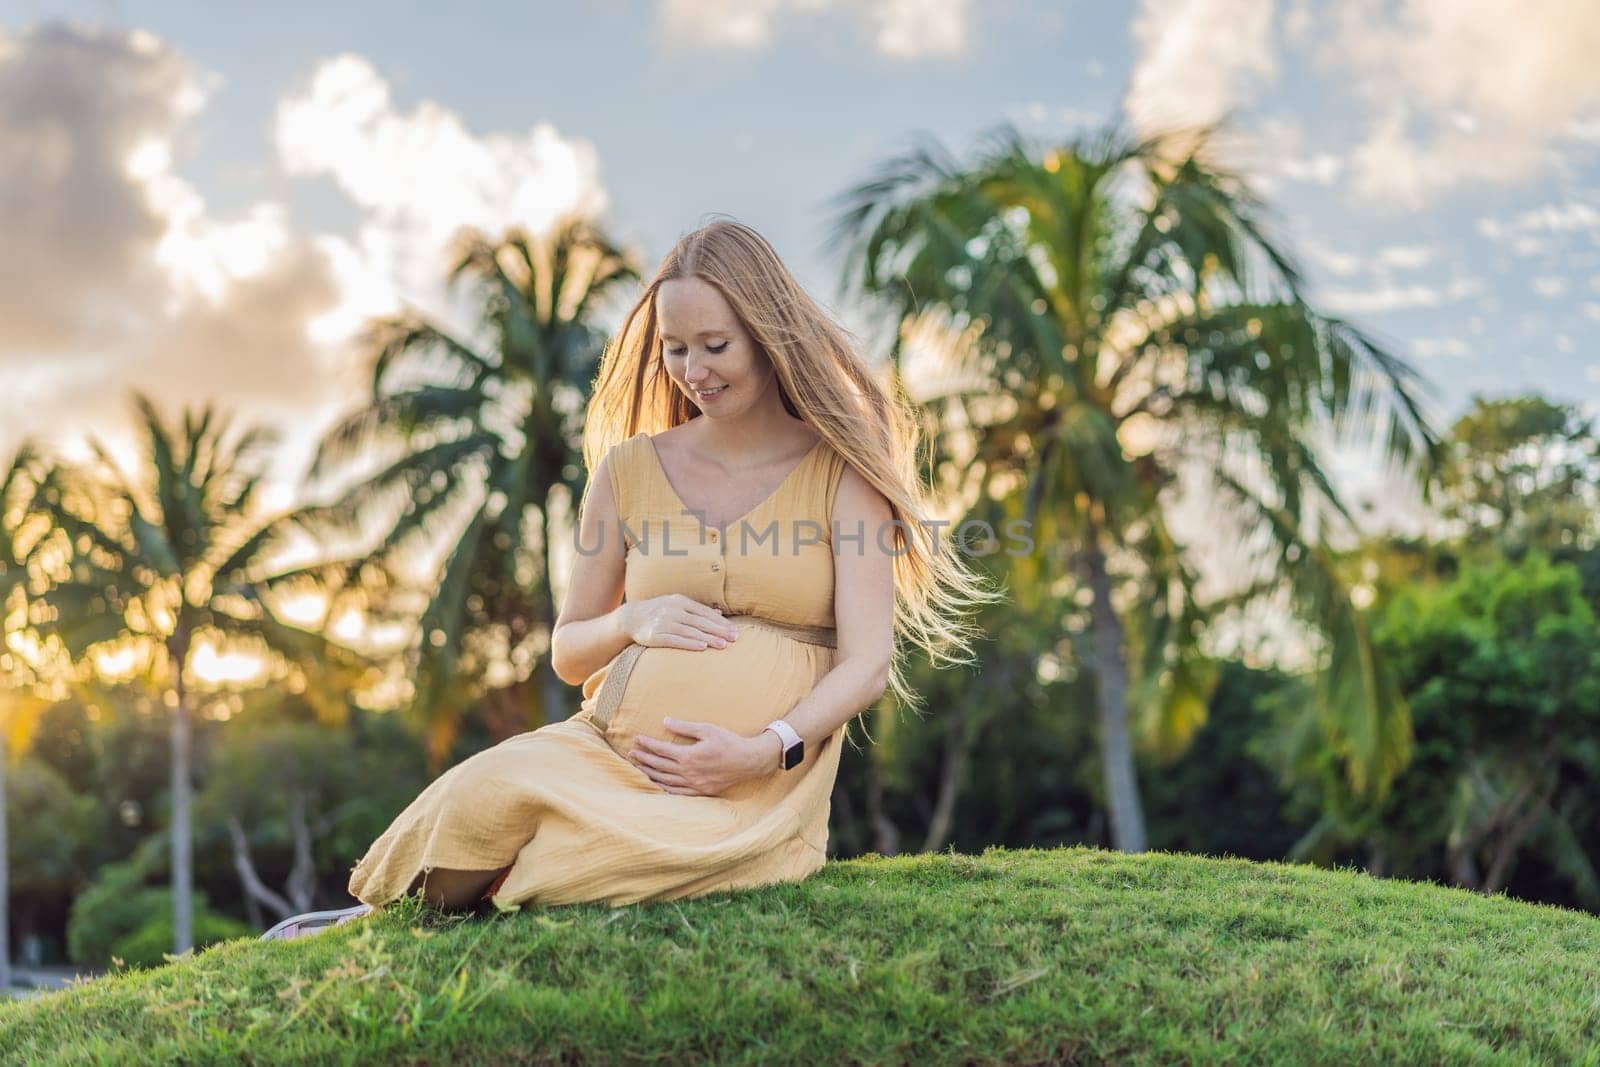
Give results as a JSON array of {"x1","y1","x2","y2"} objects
[{"x1": 2, "y1": 845, "x2": 1597, "y2": 1065}]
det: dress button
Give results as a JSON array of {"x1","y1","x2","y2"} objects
[
  {"x1": 710, "y1": 562, "x2": 720, "y2": 572},
  {"x1": 708, "y1": 530, "x2": 718, "y2": 541}
]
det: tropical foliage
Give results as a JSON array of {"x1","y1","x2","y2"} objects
[
  {"x1": 20, "y1": 395, "x2": 367, "y2": 953},
  {"x1": 829, "y1": 119, "x2": 1438, "y2": 850},
  {"x1": 298, "y1": 217, "x2": 639, "y2": 765}
]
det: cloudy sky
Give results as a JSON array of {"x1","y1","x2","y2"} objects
[{"x1": 3, "y1": 0, "x2": 1599, "y2": 514}]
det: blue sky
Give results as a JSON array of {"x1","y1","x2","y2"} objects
[{"x1": 3, "y1": 0, "x2": 1598, "y2": 512}]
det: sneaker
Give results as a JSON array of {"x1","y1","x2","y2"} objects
[{"x1": 260, "y1": 903, "x2": 374, "y2": 942}]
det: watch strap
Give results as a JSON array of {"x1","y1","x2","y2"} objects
[{"x1": 763, "y1": 719, "x2": 803, "y2": 770}]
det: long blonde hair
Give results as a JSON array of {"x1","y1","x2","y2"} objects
[{"x1": 583, "y1": 217, "x2": 1003, "y2": 712}]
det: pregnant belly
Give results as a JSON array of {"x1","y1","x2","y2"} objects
[{"x1": 589, "y1": 626, "x2": 817, "y2": 764}]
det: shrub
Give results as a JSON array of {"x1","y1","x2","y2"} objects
[
  {"x1": 109, "y1": 911, "x2": 255, "y2": 970},
  {"x1": 66, "y1": 855, "x2": 252, "y2": 969}
]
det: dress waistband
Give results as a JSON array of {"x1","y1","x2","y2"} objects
[
  {"x1": 719, "y1": 614, "x2": 837, "y2": 648},
  {"x1": 585, "y1": 612, "x2": 836, "y2": 732}
]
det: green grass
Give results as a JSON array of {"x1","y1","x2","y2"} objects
[{"x1": 3, "y1": 846, "x2": 1597, "y2": 1065}]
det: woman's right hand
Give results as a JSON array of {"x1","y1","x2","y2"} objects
[{"x1": 616, "y1": 595, "x2": 739, "y2": 651}]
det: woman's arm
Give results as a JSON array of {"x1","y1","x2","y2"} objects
[
  {"x1": 550, "y1": 452, "x2": 631, "y2": 686},
  {"x1": 748, "y1": 460, "x2": 896, "y2": 764}
]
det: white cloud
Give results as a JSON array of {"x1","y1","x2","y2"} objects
[
  {"x1": 1008, "y1": 100, "x2": 1103, "y2": 133},
  {"x1": 1477, "y1": 201, "x2": 1600, "y2": 257},
  {"x1": 274, "y1": 53, "x2": 608, "y2": 312},
  {"x1": 872, "y1": 0, "x2": 968, "y2": 58},
  {"x1": 1123, "y1": 0, "x2": 1278, "y2": 136},
  {"x1": 0, "y1": 21, "x2": 342, "y2": 464},
  {"x1": 1299, "y1": 238, "x2": 1363, "y2": 278},
  {"x1": 1121, "y1": 16, "x2": 1343, "y2": 198},
  {"x1": 1375, "y1": 244, "x2": 1437, "y2": 271},
  {"x1": 1224, "y1": 116, "x2": 1344, "y2": 194},
  {"x1": 1318, "y1": 275, "x2": 1485, "y2": 314},
  {"x1": 1567, "y1": 113, "x2": 1600, "y2": 143},
  {"x1": 1482, "y1": 201, "x2": 1600, "y2": 237},
  {"x1": 1277, "y1": 151, "x2": 1342, "y2": 186},
  {"x1": 1531, "y1": 275, "x2": 1568, "y2": 298},
  {"x1": 658, "y1": 0, "x2": 971, "y2": 59},
  {"x1": 1300, "y1": 237, "x2": 1480, "y2": 328},
  {"x1": 1300, "y1": 238, "x2": 1437, "y2": 286},
  {"x1": 1324, "y1": 0, "x2": 1600, "y2": 205},
  {"x1": 0, "y1": 27, "x2": 615, "y2": 516},
  {"x1": 1122, "y1": 0, "x2": 1600, "y2": 205},
  {"x1": 1281, "y1": 0, "x2": 1316, "y2": 44},
  {"x1": 1410, "y1": 336, "x2": 1470, "y2": 360},
  {"x1": 658, "y1": 0, "x2": 788, "y2": 49}
]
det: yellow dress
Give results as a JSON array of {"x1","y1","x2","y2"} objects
[{"x1": 347, "y1": 430, "x2": 851, "y2": 910}]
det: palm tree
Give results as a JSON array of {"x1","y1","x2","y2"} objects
[
  {"x1": 830, "y1": 120, "x2": 1439, "y2": 852},
  {"x1": 27, "y1": 395, "x2": 367, "y2": 954},
  {"x1": 301, "y1": 214, "x2": 639, "y2": 767},
  {"x1": 0, "y1": 444, "x2": 49, "y2": 992}
]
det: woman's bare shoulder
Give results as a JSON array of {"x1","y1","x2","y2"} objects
[{"x1": 833, "y1": 457, "x2": 891, "y2": 517}]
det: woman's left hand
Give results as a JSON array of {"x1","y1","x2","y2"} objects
[{"x1": 628, "y1": 718, "x2": 772, "y2": 796}]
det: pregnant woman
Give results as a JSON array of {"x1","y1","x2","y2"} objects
[{"x1": 262, "y1": 218, "x2": 996, "y2": 940}]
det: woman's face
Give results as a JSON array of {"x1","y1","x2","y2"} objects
[{"x1": 657, "y1": 276, "x2": 775, "y2": 418}]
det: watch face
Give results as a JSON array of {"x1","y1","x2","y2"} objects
[{"x1": 782, "y1": 742, "x2": 804, "y2": 770}]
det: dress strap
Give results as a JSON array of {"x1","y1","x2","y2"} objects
[
  {"x1": 792, "y1": 439, "x2": 849, "y2": 539},
  {"x1": 598, "y1": 433, "x2": 655, "y2": 551},
  {"x1": 818, "y1": 443, "x2": 848, "y2": 523}
]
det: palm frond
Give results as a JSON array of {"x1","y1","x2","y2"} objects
[
  {"x1": 360, "y1": 312, "x2": 498, "y2": 399},
  {"x1": 294, "y1": 432, "x2": 497, "y2": 546},
  {"x1": 309, "y1": 384, "x2": 487, "y2": 482},
  {"x1": 409, "y1": 508, "x2": 489, "y2": 758},
  {"x1": 1211, "y1": 464, "x2": 1413, "y2": 799}
]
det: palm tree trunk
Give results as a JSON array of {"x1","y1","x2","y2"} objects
[
  {"x1": 540, "y1": 661, "x2": 566, "y2": 725},
  {"x1": 1447, "y1": 844, "x2": 1482, "y2": 889},
  {"x1": 1, "y1": 727, "x2": 10, "y2": 994},
  {"x1": 538, "y1": 506, "x2": 567, "y2": 724},
  {"x1": 829, "y1": 779, "x2": 855, "y2": 858},
  {"x1": 865, "y1": 746, "x2": 901, "y2": 857},
  {"x1": 920, "y1": 697, "x2": 969, "y2": 854},
  {"x1": 285, "y1": 789, "x2": 317, "y2": 912},
  {"x1": 1082, "y1": 520, "x2": 1147, "y2": 853},
  {"x1": 921, "y1": 663, "x2": 1004, "y2": 855},
  {"x1": 171, "y1": 641, "x2": 194, "y2": 955},
  {"x1": 481, "y1": 677, "x2": 538, "y2": 744}
]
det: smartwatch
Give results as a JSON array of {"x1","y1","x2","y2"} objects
[{"x1": 762, "y1": 720, "x2": 804, "y2": 770}]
